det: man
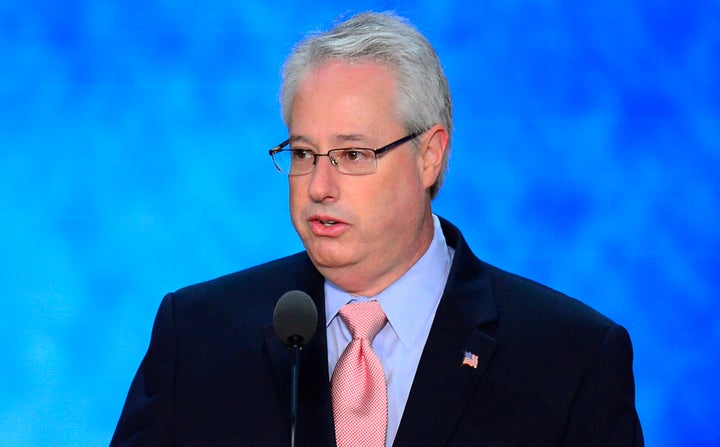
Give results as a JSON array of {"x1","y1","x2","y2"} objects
[{"x1": 111, "y1": 11, "x2": 643, "y2": 447}]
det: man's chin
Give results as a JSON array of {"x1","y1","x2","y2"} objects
[{"x1": 306, "y1": 250, "x2": 355, "y2": 272}]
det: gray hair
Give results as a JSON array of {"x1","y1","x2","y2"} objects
[{"x1": 279, "y1": 11, "x2": 453, "y2": 198}]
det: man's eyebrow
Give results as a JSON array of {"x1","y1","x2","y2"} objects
[
  {"x1": 288, "y1": 135, "x2": 311, "y2": 144},
  {"x1": 288, "y1": 134, "x2": 369, "y2": 146},
  {"x1": 334, "y1": 134, "x2": 367, "y2": 143}
]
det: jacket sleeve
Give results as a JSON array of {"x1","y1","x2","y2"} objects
[
  {"x1": 562, "y1": 324, "x2": 644, "y2": 446},
  {"x1": 110, "y1": 293, "x2": 177, "y2": 446}
]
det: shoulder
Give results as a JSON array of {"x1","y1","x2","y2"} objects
[
  {"x1": 143, "y1": 252, "x2": 324, "y2": 349},
  {"x1": 164, "y1": 252, "x2": 321, "y2": 320},
  {"x1": 485, "y1": 262, "x2": 616, "y2": 333},
  {"x1": 439, "y1": 215, "x2": 619, "y2": 343},
  {"x1": 478, "y1": 259, "x2": 629, "y2": 374},
  {"x1": 176, "y1": 252, "x2": 316, "y2": 297}
]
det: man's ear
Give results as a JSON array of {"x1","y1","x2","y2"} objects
[{"x1": 420, "y1": 124, "x2": 449, "y2": 189}]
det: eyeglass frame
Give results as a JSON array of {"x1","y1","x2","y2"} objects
[{"x1": 268, "y1": 132, "x2": 422, "y2": 176}]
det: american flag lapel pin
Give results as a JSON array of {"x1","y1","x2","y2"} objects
[{"x1": 462, "y1": 351, "x2": 478, "y2": 369}]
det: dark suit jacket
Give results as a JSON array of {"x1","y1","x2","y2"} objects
[{"x1": 111, "y1": 217, "x2": 643, "y2": 446}]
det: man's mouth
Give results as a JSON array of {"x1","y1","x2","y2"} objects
[{"x1": 308, "y1": 217, "x2": 349, "y2": 237}]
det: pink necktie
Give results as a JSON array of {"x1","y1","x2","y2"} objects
[{"x1": 331, "y1": 301, "x2": 388, "y2": 447}]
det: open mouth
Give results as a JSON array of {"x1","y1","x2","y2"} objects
[{"x1": 308, "y1": 217, "x2": 348, "y2": 236}]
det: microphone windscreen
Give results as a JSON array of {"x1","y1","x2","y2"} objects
[{"x1": 272, "y1": 290, "x2": 318, "y2": 346}]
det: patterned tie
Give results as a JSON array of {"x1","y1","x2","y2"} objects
[{"x1": 331, "y1": 301, "x2": 388, "y2": 447}]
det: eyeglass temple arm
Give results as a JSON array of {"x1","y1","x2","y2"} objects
[{"x1": 269, "y1": 139, "x2": 291, "y2": 155}]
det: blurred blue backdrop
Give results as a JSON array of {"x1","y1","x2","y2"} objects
[{"x1": 1, "y1": 0, "x2": 718, "y2": 445}]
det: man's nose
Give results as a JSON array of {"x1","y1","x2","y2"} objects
[{"x1": 307, "y1": 153, "x2": 340, "y2": 201}]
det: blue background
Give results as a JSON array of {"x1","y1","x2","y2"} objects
[{"x1": 1, "y1": 1, "x2": 718, "y2": 445}]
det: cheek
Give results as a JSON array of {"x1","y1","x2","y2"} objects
[
  {"x1": 367, "y1": 167, "x2": 423, "y2": 218},
  {"x1": 288, "y1": 183, "x2": 307, "y2": 225},
  {"x1": 288, "y1": 178, "x2": 307, "y2": 202},
  {"x1": 385, "y1": 162, "x2": 425, "y2": 201}
]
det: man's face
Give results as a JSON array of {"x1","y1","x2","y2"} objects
[{"x1": 287, "y1": 60, "x2": 443, "y2": 296}]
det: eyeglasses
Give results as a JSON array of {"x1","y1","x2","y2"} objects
[{"x1": 268, "y1": 132, "x2": 421, "y2": 176}]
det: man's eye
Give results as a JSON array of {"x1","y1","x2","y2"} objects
[
  {"x1": 341, "y1": 150, "x2": 368, "y2": 162},
  {"x1": 292, "y1": 150, "x2": 314, "y2": 161}
]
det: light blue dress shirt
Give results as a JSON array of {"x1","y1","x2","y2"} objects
[{"x1": 325, "y1": 214, "x2": 454, "y2": 447}]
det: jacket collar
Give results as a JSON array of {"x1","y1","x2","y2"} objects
[
  {"x1": 394, "y1": 216, "x2": 500, "y2": 446},
  {"x1": 262, "y1": 256, "x2": 336, "y2": 446}
]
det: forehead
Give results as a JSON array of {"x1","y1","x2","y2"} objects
[{"x1": 289, "y1": 60, "x2": 403, "y2": 140}]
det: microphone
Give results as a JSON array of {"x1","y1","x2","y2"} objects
[
  {"x1": 273, "y1": 290, "x2": 318, "y2": 347},
  {"x1": 272, "y1": 290, "x2": 318, "y2": 447}
]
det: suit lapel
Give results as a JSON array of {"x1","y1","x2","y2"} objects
[
  {"x1": 296, "y1": 297, "x2": 335, "y2": 447},
  {"x1": 393, "y1": 218, "x2": 500, "y2": 447},
  {"x1": 393, "y1": 292, "x2": 498, "y2": 447},
  {"x1": 262, "y1": 264, "x2": 336, "y2": 446}
]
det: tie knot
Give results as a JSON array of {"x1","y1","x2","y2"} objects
[{"x1": 338, "y1": 301, "x2": 387, "y2": 342}]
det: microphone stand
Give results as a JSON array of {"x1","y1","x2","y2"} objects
[{"x1": 289, "y1": 335, "x2": 302, "y2": 447}]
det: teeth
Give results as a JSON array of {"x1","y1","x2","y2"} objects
[{"x1": 320, "y1": 220, "x2": 337, "y2": 226}]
